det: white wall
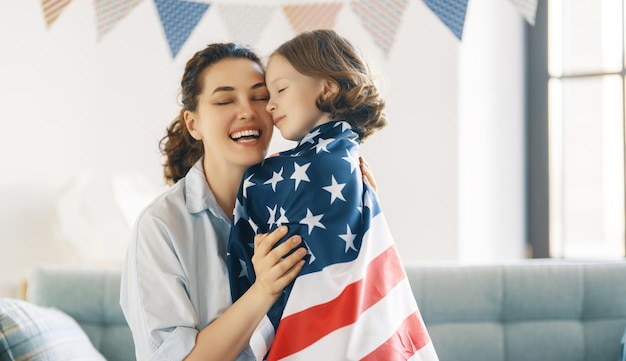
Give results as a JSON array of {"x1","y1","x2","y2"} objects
[
  {"x1": 458, "y1": 0, "x2": 527, "y2": 262},
  {"x1": 0, "y1": 0, "x2": 526, "y2": 297}
]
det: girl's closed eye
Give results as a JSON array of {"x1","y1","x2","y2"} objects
[{"x1": 277, "y1": 87, "x2": 286, "y2": 93}]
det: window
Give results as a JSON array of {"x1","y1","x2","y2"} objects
[{"x1": 528, "y1": 0, "x2": 625, "y2": 259}]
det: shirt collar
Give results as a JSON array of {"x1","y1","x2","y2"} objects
[{"x1": 184, "y1": 158, "x2": 230, "y2": 223}]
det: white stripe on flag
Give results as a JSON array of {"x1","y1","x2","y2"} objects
[
  {"x1": 282, "y1": 212, "x2": 394, "y2": 317},
  {"x1": 250, "y1": 315, "x2": 274, "y2": 360},
  {"x1": 280, "y1": 278, "x2": 418, "y2": 360},
  {"x1": 350, "y1": 278, "x2": 420, "y2": 358},
  {"x1": 408, "y1": 342, "x2": 439, "y2": 361}
]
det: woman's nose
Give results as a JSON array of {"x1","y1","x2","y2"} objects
[{"x1": 239, "y1": 101, "x2": 255, "y2": 120}]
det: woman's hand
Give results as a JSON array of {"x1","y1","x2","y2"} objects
[
  {"x1": 187, "y1": 227, "x2": 305, "y2": 361},
  {"x1": 359, "y1": 156, "x2": 377, "y2": 192},
  {"x1": 251, "y1": 226, "x2": 306, "y2": 299}
]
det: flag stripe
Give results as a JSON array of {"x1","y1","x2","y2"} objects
[
  {"x1": 277, "y1": 277, "x2": 428, "y2": 360},
  {"x1": 282, "y1": 212, "x2": 394, "y2": 316},
  {"x1": 268, "y1": 243, "x2": 406, "y2": 359},
  {"x1": 362, "y1": 312, "x2": 431, "y2": 360}
]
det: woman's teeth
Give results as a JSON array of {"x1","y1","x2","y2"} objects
[{"x1": 231, "y1": 129, "x2": 260, "y2": 140}]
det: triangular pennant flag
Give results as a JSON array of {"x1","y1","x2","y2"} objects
[
  {"x1": 93, "y1": 0, "x2": 144, "y2": 40},
  {"x1": 282, "y1": 3, "x2": 344, "y2": 34},
  {"x1": 351, "y1": 0, "x2": 409, "y2": 58},
  {"x1": 507, "y1": 0, "x2": 538, "y2": 26},
  {"x1": 217, "y1": 4, "x2": 275, "y2": 47},
  {"x1": 154, "y1": 0, "x2": 210, "y2": 58},
  {"x1": 41, "y1": 0, "x2": 73, "y2": 28},
  {"x1": 422, "y1": 0, "x2": 468, "y2": 40}
]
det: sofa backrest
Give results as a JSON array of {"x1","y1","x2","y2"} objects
[
  {"x1": 27, "y1": 265, "x2": 134, "y2": 361},
  {"x1": 27, "y1": 261, "x2": 626, "y2": 361},
  {"x1": 405, "y1": 260, "x2": 626, "y2": 361}
]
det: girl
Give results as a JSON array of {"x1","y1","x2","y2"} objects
[{"x1": 228, "y1": 30, "x2": 438, "y2": 360}]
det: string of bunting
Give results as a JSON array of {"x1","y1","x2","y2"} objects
[{"x1": 40, "y1": 0, "x2": 539, "y2": 58}]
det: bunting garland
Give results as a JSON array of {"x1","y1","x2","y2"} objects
[
  {"x1": 37, "y1": 0, "x2": 540, "y2": 59},
  {"x1": 154, "y1": 0, "x2": 210, "y2": 57},
  {"x1": 217, "y1": 4, "x2": 275, "y2": 47},
  {"x1": 351, "y1": 0, "x2": 409, "y2": 58},
  {"x1": 507, "y1": 0, "x2": 538, "y2": 25},
  {"x1": 93, "y1": 0, "x2": 144, "y2": 40},
  {"x1": 282, "y1": 3, "x2": 344, "y2": 34},
  {"x1": 422, "y1": 0, "x2": 468, "y2": 40},
  {"x1": 41, "y1": 0, "x2": 72, "y2": 28}
]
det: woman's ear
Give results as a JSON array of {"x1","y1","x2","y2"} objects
[
  {"x1": 323, "y1": 79, "x2": 339, "y2": 96},
  {"x1": 184, "y1": 110, "x2": 202, "y2": 140}
]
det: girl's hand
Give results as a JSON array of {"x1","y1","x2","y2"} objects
[
  {"x1": 251, "y1": 226, "x2": 306, "y2": 298},
  {"x1": 360, "y1": 156, "x2": 377, "y2": 192}
]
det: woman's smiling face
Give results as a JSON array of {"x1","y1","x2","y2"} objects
[{"x1": 184, "y1": 57, "x2": 274, "y2": 171}]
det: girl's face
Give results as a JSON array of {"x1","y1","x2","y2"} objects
[
  {"x1": 265, "y1": 55, "x2": 332, "y2": 142},
  {"x1": 184, "y1": 58, "x2": 273, "y2": 173}
]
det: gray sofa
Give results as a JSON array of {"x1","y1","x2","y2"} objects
[{"x1": 22, "y1": 260, "x2": 626, "y2": 361}]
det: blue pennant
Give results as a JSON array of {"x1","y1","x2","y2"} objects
[
  {"x1": 422, "y1": 0, "x2": 468, "y2": 40},
  {"x1": 154, "y1": 0, "x2": 210, "y2": 58}
]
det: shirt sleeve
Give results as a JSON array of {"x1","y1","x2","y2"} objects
[{"x1": 120, "y1": 208, "x2": 198, "y2": 361}]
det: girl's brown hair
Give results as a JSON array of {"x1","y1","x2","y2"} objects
[
  {"x1": 160, "y1": 43, "x2": 263, "y2": 185},
  {"x1": 271, "y1": 29, "x2": 387, "y2": 142}
]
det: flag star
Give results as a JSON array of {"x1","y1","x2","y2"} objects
[
  {"x1": 263, "y1": 167, "x2": 284, "y2": 191},
  {"x1": 339, "y1": 225, "x2": 357, "y2": 252},
  {"x1": 323, "y1": 175, "x2": 346, "y2": 204},
  {"x1": 315, "y1": 137, "x2": 334, "y2": 153},
  {"x1": 238, "y1": 259, "x2": 248, "y2": 278},
  {"x1": 291, "y1": 162, "x2": 311, "y2": 190},
  {"x1": 276, "y1": 207, "x2": 289, "y2": 227},
  {"x1": 342, "y1": 149, "x2": 358, "y2": 173},
  {"x1": 334, "y1": 121, "x2": 352, "y2": 132},
  {"x1": 233, "y1": 198, "x2": 247, "y2": 224},
  {"x1": 242, "y1": 174, "x2": 255, "y2": 198},
  {"x1": 300, "y1": 208, "x2": 326, "y2": 235},
  {"x1": 266, "y1": 205, "x2": 277, "y2": 228},
  {"x1": 299, "y1": 128, "x2": 321, "y2": 145}
]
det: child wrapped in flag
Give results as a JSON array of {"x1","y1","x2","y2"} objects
[{"x1": 227, "y1": 29, "x2": 439, "y2": 361}]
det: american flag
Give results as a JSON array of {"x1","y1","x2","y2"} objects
[{"x1": 227, "y1": 121, "x2": 438, "y2": 360}]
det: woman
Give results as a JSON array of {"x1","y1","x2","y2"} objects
[
  {"x1": 120, "y1": 43, "x2": 306, "y2": 361},
  {"x1": 119, "y1": 42, "x2": 377, "y2": 361}
]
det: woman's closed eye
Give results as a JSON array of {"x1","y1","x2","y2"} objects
[
  {"x1": 215, "y1": 99, "x2": 233, "y2": 106},
  {"x1": 252, "y1": 93, "x2": 270, "y2": 102}
]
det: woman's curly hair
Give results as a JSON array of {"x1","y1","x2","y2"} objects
[
  {"x1": 271, "y1": 29, "x2": 387, "y2": 142},
  {"x1": 159, "y1": 43, "x2": 264, "y2": 185}
]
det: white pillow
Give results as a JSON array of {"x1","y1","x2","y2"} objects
[{"x1": 0, "y1": 298, "x2": 106, "y2": 361}]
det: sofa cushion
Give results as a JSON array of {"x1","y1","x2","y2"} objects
[
  {"x1": 26, "y1": 265, "x2": 135, "y2": 361},
  {"x1": 406, "y1": 260, "x2": 626, "y2": 361},
  {"x1": 0, "y1": 298, "x2": 105, "y2": 360}
]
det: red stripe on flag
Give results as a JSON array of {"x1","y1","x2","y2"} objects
[
  {"x1": 267, "y1": 245, "x2": 406, "y2": 360},
  {"x1": 361, "y1": 311, "x2": 431, "y2": 361}
]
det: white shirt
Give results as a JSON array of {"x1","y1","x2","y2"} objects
[{"x1": 120, "y1": 158, "x2": 254, "y2": 361}]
